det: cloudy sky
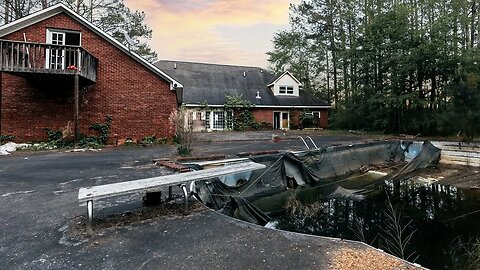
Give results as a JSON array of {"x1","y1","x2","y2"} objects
[{"x1": 124, "y1": 0, "x2": 298, "y2": 68}]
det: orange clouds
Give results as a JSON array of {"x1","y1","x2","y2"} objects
[{"x1": 124, "y1": 0, "x2": 298, "y2": 67}]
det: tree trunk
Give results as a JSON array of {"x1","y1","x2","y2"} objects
[
  {"x1": 4, "y1": 0, "x2": 10, "y2": 24},
  {"x1": 471, "y1": 1, "x2": 477, "y2": 48},
  {"x1": 326, "y1": 48, "x2": 331, "y2": 103}
]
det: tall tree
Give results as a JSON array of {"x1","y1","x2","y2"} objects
[
  {"x1": 269, "y1": 0, "x2": 480, "y2": 137},
  {"x1": 0, "y1": 0, "x2": 157, "y2": 61}
]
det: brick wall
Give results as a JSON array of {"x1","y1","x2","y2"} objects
[
  {"x1": 252, "y1": 108, "x2": 328, "y2": 130},
  {"x1": 319, "y1": 110, "x2": 328, "y2": 128},
  {"x1": 252, "y1": 109, "x2": 273, "y2": 126},
  {"x1": 290, "y1": 110, "x2": 302, "y2": 129},
  {"x1": 1, "y1": 13, "x2": 177, "y2": 142}
]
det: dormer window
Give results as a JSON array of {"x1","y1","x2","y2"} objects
[
  {"x1": 268, "y1": 71, "x2": 302, "y2": 97},
  {"x1": 279, "y1": 85, "x2": 294, "y2": 95}
]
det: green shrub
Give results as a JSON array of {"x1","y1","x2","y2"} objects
[{"x1": 0, "y1": 134, "x2": 15, "y2": 142}]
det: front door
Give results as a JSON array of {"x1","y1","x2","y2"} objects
[
  {"x1": 212, "y1": 111, "x2": 225, "y2": 130},
  {"x1": 273, "y1": 111, "x2": 289, "y2": 129}
]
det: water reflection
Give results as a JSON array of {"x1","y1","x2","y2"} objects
[{"x1": 263, "y1": 178, "x2": 480, "y2": 269}]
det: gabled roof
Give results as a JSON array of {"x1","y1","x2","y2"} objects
[
  {"x1": 154, "y1": 60, "x2": 331, "y2": 108},
  {"x1": 267, "y1": 71, "x2": 303, "y2": 87},
  {"x1": 0, "y1": 4, "x2": 183, "y2": 90}
]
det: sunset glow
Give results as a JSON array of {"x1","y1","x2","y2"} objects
[{"x1": 124, "y1": 0, "x2": 298, "y2": 68}]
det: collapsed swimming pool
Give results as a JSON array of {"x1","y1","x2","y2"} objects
[{"x1": 193, "y1": 141, "x2": 480, "y2": 269}]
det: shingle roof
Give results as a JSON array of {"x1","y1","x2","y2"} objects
[{"x1": 154, "y1": 60, "x2": 330, "y2": 108}]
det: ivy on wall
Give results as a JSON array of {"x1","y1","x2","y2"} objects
[{"x1": 224, "y1": 95, "x2": 259, "y2": 131}]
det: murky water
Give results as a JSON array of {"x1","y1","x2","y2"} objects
[{"x1": 255, "y1": 176, "x2": 480, "y2": 269}]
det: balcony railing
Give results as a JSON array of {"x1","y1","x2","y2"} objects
[{"x1": 0, "y1": 39, "x2": 98, "y2": 83}]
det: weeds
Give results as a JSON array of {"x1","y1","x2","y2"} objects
[
  {"x1": 379, "y1": 196, "x2": 418, "y2": 262},
  {"x1": 285, "y1": 195, "x2": 324, "y2": 219},
  {"x1": 139, "y1": 135, "x2": 168, "y2": 146},
  {"x1": 88, "y1": 115, "x2": 112, "y2": 145},
  {"x1": 348, "y1": 196, "x2": 417, "y2": 263},
  {"x1": 351, "y1": 216, "x2": 367, "y2": 243},
  {"x1": 449, "y1": 237, "x2": 480, "y2": 270},
  {"x1": 0, "y1": 134, "x2": 15, "y2": 143},
  {"x1": 169, "y1": 107, "x2": 194, "y2": 156},
  {"x1": 40, "y1": 116, "x2": 113, "y2": 149}
]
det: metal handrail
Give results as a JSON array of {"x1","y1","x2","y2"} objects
[
  {"x1": 305, "y1": 136, "x2": 319, "y2": 149},
  {"x1": 298, "y1": 136, "x2": 310, "y2": 150}
]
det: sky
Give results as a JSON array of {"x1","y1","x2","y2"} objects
[{"x1": 123, "y1": 0, "x2": 299, "y2": 68}]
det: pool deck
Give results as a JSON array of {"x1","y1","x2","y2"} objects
[{"x1": 0, "y1": 134, "x2": 420, "y2": 269}]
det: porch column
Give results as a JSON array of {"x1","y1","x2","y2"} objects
[{"x1": 73, "y1": 73, "x2": 79, "y2": 148}]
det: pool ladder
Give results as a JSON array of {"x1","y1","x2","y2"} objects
[{"x1": 298, "y1": 136, "x2": 319, "y2": 150}]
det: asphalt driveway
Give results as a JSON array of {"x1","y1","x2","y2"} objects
[{"x1": 0, "y1": 133, "x2": 415, "y2": 269}]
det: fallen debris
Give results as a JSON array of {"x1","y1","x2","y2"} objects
[
  {"x1": 155, "y1": 160, "x2": 191, "y2": 172},
  {"x1": 176, "y1": 154, "x2": 226, "y2": 162},
  {"x1": 237, "y1": 150, "x2": 280, "y2": 157},
  {"x1": 330, "y1": 247, "x2": 420, "y2": 270},
  {"x1": 65, "y1": 148, "x2": 102, "y2": 153},
  {"x1": 0, "y1": 142, "x2": 30, "y2": 155},
  {"x1": 64, "y1": 201, "x2": 204, "y2": 241}
]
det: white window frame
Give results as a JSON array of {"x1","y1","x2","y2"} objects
[
  {"x1": 202, "y1": 110, "x2": 233, "y2": 131},
  {"x1": 45, "y1": 29, "x2": 82, "y2": 70},
  {"x1": 278, "y1": 85, "x2": 295, "y2": 96}
]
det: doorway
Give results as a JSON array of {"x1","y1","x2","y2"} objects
[
  {"x1": 273, "y1": 111, "x2": 289, "y2": 129},
  {"x1": 46, "y1": 29, "x2": 81, "y2": 69}
]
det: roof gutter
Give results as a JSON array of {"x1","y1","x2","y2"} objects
[{"x1": 183, "y1": 104, "x2": 332, "y2": 109}]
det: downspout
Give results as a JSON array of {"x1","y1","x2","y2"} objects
[{"x1": 175, "y1": 86, "x2": 183, "y2": 106}]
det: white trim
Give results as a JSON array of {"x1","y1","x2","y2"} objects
[
  {"x1": 182, "y1": 104, "x2": 332, "y2": 109},
  {"x1": 47, "y1": 28, "x2": 82, "y2": 46},
  {"x1": 267, "y1": 71, "x2": 302, "y2": 87},
  {"x1": 45, "y1": 30, "x2": 66, "y2": 69},
  {"x1": 0, "y1": 3, "x2": 183, "y2": 90},
  {"x1": 278, "y1": 85, "x2": 295, "y2": 96}
]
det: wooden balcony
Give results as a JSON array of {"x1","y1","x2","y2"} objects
[{"x1": 0, "y1": 39, "x2": 98, "y2": 84}]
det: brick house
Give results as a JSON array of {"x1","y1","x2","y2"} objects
[
  {"x1": 155, "y1": 61, "x2": 331, "y2": 131},
  {"x1": 0, "y1": 4, "x2": 182, "y2": 143}
]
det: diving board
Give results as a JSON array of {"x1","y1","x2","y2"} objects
[{"x1": 78, "y1": 161, "x2": 266, "y2": 234}]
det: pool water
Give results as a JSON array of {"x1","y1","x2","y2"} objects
[{"x1": 257, "y1": 177, "x2": 480, "y2": 269}]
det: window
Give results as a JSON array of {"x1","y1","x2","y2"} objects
[
  {"x1": 304, "y1": 111, "x2": 320, "y2": 118},
  {"x1": 213, "y1": 111, "x2": 225, "y2": 129},
  {"x1": 46, "y1": 29, "x2": 81, "y2": 70},
  {"x1": 225, "y1": 110, "x2": 234, "y2": 130},
  {"x1": 187, "y1": 111, "x2": 194, "y2": 126},
  {"x1": 279, "y1": 85, "x2": 295, "y2": 95},
  {"x1": 201, "y1": 110, "x2": 233, "y2": 130},
  {"x1": 204, "y1": 111, "x2": 211, "y2": 129}
]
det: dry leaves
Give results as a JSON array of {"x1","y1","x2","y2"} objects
[{"x1": 330, "y1": 247, "x2": 420, "y2": 270}]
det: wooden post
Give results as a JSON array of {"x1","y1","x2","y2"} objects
[{"x1": 74, "y1": 73, "x2": 79, "y2": 148}]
